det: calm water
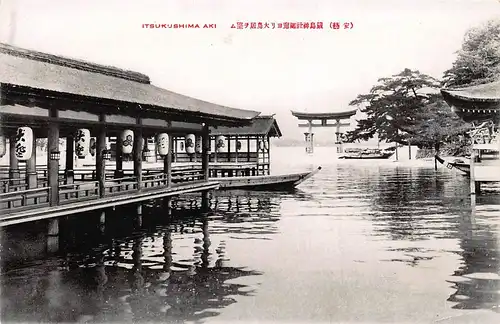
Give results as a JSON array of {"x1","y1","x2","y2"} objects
[{"x1": 1, "y1": 147, "x2": 500, "y2": 323}]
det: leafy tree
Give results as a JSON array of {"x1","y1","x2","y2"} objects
[
  {"x1": 345, "y1": 69, "x2": 472, "y2": 152},
  {"x1": 443, "y1": 19, "x2": 500, "y2": 88},
  {"x1": 345, "y1": 69, "x2": 441, "y2": 145},
  {"x1": 405, "y1": 97, "x2": 472, "y2": 153}
]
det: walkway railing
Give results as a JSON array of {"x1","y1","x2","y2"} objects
[
  {"x1": 0, "y1": 187, "x2": 50, "y2": 210},
  {"x1": 0, "y1": 165, "x2": 207, "y2": 215},
  {"x1": 104, "y1": 177, "x2": 138, "y2": 194},
  {"x1": 59, "y1": 181, "x2": 100, "y2": 203}
]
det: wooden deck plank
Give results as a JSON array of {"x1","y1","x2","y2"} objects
[{"x1": 0, "y1": 181, "x2": 219, "y2": 227}]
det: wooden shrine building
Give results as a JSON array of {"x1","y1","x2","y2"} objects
[
  {"x1": 169, "y1": 115, "x2": 282, "y2": 177},
  {"x1": 0, "y1": 43, "x2": 260, "y2": 226},
  {"x1": 290, "y1": 109, "x2": 357, "y2": 154},
  {"x1": 441, "y1": 80, "x2": 500, "y2": 196}
]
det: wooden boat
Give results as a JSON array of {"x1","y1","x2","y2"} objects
[
  {"x1": 434, "y1": 154, "x2": 470, "y2": 175},
  {"x1": 339, "y1": 148, "x2": 395, "y2": 160},
  {"x1": 213, "y1": 166, "x2": 322, "y2": 190}
]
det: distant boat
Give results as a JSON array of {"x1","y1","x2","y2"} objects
[{"x1": 338, "y1": 148, "x2": 395, "y2": 160}]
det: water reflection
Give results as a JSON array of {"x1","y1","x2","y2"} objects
[
  {"x1": 1, "y1": 194, "x2": 273, "y2": 323},
  {"x1": 447, "y1": 209, "x2": 500, "y2": 310},
  {"x1": 2, "y1": 155, "x2": 500, "y2": 322}
]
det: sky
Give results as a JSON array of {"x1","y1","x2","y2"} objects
[{"x1": 1, "y1": 0, "x2": 499, "y2": 141}]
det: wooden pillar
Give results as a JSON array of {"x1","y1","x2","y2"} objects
[
  {"x1": 26, "y1": 134, "x2": 37, "y2": 189},
  {"x1": 235, "y1": 135, "x2": 239, "y2": 163},
  {"x1": 227, "y1": 136, "x2": 231, "y2": 163},
  {"x1": 8, "y1": 135, "x2": 20, "y2": 184},
  {"x1": 96, "y1": 125, "x2": 106, "y2": 198},
  {"x1": 408, "y1": 140, "x2": 412, "y2": 160},
  {"x1": 246, "y1": 136, "x2": 250, "y2": 162},
  {"x1": 114, "y1": 137, "x2": 123, "y2": 178},
  {"x1": 65, "y1": 135, "x2": 74, "y2": 184},
  {"x1": 202, "y1": 124, "x2": 210, "y2": 182},
  {"x1": 164, "y1": 135, "x2": 173, "y2": 187},
  {"x1": 47, "y1": 120, "x2": 60, "y2": 206},
  {"x1": 469, "y1": 148, "x2": 476, "y2": 197},
  {"x1": 134, "y1": 129, "x2": 143, "y2": 190}
]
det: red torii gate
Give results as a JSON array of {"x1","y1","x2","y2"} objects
[{"x1": 291, "y1": 109, "x2": 358, "y2": 154}]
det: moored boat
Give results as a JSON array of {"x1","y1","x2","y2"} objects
[
  {"x1": 214, "y1": 167, "x2": 322, "y2": 190},
  {"x1": 434, "y1": 154, "x2": 470, "y2": 175},
  {"x1": 339, "y1": 148, "x2": 395, "y2": 160}
]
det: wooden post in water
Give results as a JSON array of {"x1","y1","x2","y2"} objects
[
  {"x1": 26, "y1": 134, "x2": 37, "y2": 189},
  {"x1": 9, "y1": 135, "x2": 20, "y2": 184},
  {"x1": 65, "y1": 135, "x2": 74, "y2": 184},
  {"x1": 47, "y1": 115, "x2": 60, "y2": 206},
  {"x1": 469, "y1": 148, "x2": 476, "y2": 203},
  {"x1": 202, "y1": 124, "x2": 210, "y2": 182}
]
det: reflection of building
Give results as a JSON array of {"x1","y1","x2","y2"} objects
[
  {"x1": 447, "y1": 213, "x2": 500, "y2": 310},
  {"x1": 1, "y1": 214, "x2": 264, "y2": 323}
]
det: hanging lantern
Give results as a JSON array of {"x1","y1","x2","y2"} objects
[
  {"x1": 15, "y1": 127, "x2": 33, "y2": 161},
  {"x1": 258, "y1": 139, "x2": 265, "y2": 151},
  {"x1": 90, "y1": 137, "x2": 96, "y2": 157},
  {"x1": 215, "y1": 135, "x2": 227, "y2": 153},
  {"x1": 195, "y1": 136, "x2": 202, "y2": 153},
  {"x1": 0, "y1": 135, "x2": 6, "y2": 158},
  {"x1": 185, "y1": 134, "x2": 195, "y2": 154},
  {"x1": 156, "y1": 133, "x2": 169, "y2": 156},
  {"x1": 121, "y1": 129, "x2": 134, "y2": 154},
  {"x1": 236, "y1": 140, "x2": 242, "y2": 152},
  {"x1": 75, "y1": 128, "x2": 90, "y2": 158},
  {"x1": 264, "y1": 139, "x2": 269, "y2": 150}
]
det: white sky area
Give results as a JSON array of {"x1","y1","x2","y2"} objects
[{"x1": 1, "y1": 0, "x2": 499, "y2": 141}]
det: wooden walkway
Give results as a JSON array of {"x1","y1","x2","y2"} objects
[{"x1": 0, "y1": 180, "x2": 218, "y2": 227}]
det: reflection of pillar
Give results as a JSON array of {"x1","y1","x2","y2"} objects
[
  {"x1": 335, "y1": 119, "x2": 343, "y2": 154},
  {"x1": 129, "y1": 236, "x2": 144, "y2": 293},
  {"x1": 201, "y1": 217, "x2": 210, "y2": 269},
  {"x1": 163, "y1": 228, "x2": 172, "y2": 273},
  {"x1": 47, "y1": 218, "x2": 59, "y2": 253},
  {"x1": 99, "y1": 210, "x2": 106, "y2": 233},
  {"x1": 304, "y1": 124, "x2": 314, "y2": 154},
  {"x1": 201, "y1": 191, "x2": 209, "y2": 212}
]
